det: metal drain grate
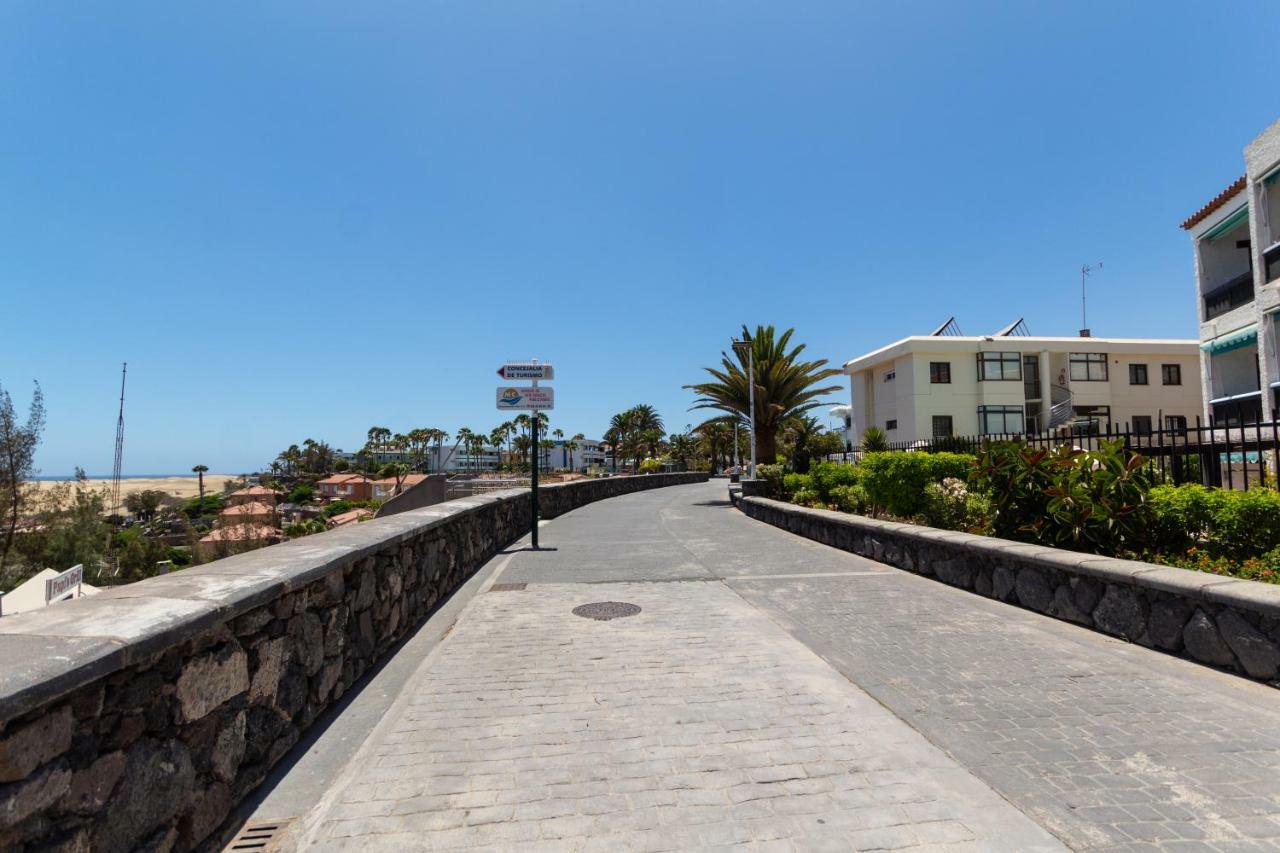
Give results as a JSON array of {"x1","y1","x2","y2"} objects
[
  {"x1": 573, "y1": 601, "x2": 641, "y2": 621},
  {"x1": 224, "y1": 820, "x2": 291, "y2": 852},
  {"x1": 490, "y1": 583, "x2": 527, "y2": 592}
]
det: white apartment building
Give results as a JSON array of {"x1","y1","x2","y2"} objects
[
  {"x1": 1182, "y1": 118, "x2": 1280, "y2": 425},
  {"x1": 843, "y1": 321, "x2": 1203, "y2": 445},
  {"x1": 549, "y1": 438, "x2": 607, "y2": 471}
]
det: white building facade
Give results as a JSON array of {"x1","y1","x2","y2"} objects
[
  {"x1": 844, "y1": 329, "x2": 1202, "y2": 445},
  {"x1": 1183, "y1": 118, "x2": 1280, "y2": 425}
]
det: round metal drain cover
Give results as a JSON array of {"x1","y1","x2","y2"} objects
[{"x1": 573, "y1": 601, "x2": 641, "y2": 621}]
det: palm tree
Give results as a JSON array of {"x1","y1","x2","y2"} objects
[
  {"x1": 564, "y1": 432, "x2": 583, "y2": 471},
  {"x1": 552, "y1": 429, "x2": 565, "y2": 468},
  {"x1": 192, "y1": 465, "x2": 208, "y2": 501},
  {"x1": 454, "y1": 428, "x2": 474, "y2": 472},
  {"x1": 694, "y1": 418, "x2": 733, "y2": 473},
  {"x1": 686, "y1": 325, "x2": 843, "y2": 467},
  {"x1": 782, "y1": 414, "x2": 825, "y2": 473}
]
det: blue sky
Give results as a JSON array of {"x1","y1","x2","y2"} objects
[{"x1": 3, "y1": 2, "x2": 1278, "y2": 474}]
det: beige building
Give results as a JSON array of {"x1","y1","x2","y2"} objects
[
  {"x1": 843, "y1": 322, "x2": 1203, "y2": 445},
  {"x1": 1182, "y1": 118, "x2": 1280, "y2": 424}
]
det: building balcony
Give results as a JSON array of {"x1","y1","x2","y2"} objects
[
  {"x1": 1264, "y1": 240, "x2": 1280, "y2": 284},
  {"x1": 1204, "y1": 271, "x2": 1255, "y2": 320}
]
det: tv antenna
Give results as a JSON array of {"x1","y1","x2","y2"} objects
[
  {"x1": 111, "y1": 363, "x2": 127, "y2": 518},
  {"x1": 1080, "y1": 263, "x2": 1102, "y2": 336}
]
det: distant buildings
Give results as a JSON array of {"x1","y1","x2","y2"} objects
[
  {"x1": 225, "y1": 485, "x2": 282, "y2": 507},
  {"x1": 842, "y1": 321, "x2": 1202, "y2": 445},
  {"x1": 1182, "y1": 118, "x2": 1280, "y2": 424}
]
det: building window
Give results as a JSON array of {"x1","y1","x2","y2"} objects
[
  {"x1": 1129, "y1": 364, "x2": 1148, "y2": 385},
  {"x1": 932, "y1": 415, "x2": 953, "y2": 438},
  {"x1": 1165, "y1": 415, "x2": 1188, "y2": 435},
  {"x1": 883, "y1": 370, "x2": 896, "y2": 382},
  {"x1": 1132, "y1": 415, "x2": 1153, "y2": 435},
  {"x1": 1161, "y1": 364, "x2": 1182, "y2": 385},
  {"x1": 885, "y1": 419, "x2": 898, "y2": 431},
  {"x1": 929, "y1": 362, "x2": 951, "y2": 384},
  {"x1": 977, "y1": 405, "x2": 1024, "y2": 435},
  {"x1": 1069, "y1": 352, "x2": 1108, "y2": 381},
  {"x1": 1072, "y1": 404, "x2": 1111, "y2": 435},
  {"x1": 977, "y1": 352, "x2": 1021, "y2": 381}
]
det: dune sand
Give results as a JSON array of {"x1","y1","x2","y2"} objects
[{"x1": 30, "y1": 475, "x2": 240, "y2": 503}]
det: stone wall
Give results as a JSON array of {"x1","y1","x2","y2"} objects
[
  {"x1": 0, "y1": 473, "x2": 706, "y2": 852},
  {"x1": 738, "y1": 495, "x2": 1280, "y2": 687}
]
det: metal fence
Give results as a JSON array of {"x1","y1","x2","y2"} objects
[{"x1": 828, "y1": 417, "x2": 1280, "y2": 491}]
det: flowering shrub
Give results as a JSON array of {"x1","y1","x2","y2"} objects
[{"x1": 920, "y1": 477, "x2": 991, "y2": 533}]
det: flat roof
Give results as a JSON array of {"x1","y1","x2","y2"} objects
[{"x1": 844, "y1": 335, "x2": 1200, "y2": 373}]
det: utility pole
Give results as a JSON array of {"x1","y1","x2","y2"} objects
[
  {"x1": 1080, "y1": 263, "x2": 1102, "y2": 336},
  {"x1": 111, "y1": 363, "x2": 127, "y2": 518}
]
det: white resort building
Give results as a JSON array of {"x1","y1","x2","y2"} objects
[
  {"x1": 1182, "y1": 118, "x2": 1280, "y2": 425},
  {"x1": 842, "y1": 319, "x2": 1203, "y2": 446}
]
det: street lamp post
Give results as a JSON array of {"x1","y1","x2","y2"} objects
[{"x1": 732, "y1": 335, "x2": 757, "y2": 478}]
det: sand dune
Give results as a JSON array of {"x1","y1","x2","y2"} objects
[{"x1": 31, "y1": 475, "x2": 240, "y2": 503}]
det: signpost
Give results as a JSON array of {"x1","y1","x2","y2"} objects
[
  {"x1": 496, "y1": 361, "x2": 555, "y2": 548},
  {"x1": 497, "y1": 363, "x2": 554, "y2": 381},
  {"x1": 45, "y1": 564, "x2": 83, "y2": 604}
]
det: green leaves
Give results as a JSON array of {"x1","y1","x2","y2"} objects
[{"x1": 972, "y1": 438, "x2": 1152, "y2": 555}]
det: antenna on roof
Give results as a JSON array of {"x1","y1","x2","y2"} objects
[
  {"x1": 1080, "y1": 263, "x2": 1102, "y2": 337},
  {"x1": 930, "y1": 317, "x2": 964, "y2": 337},
  {"x1": 994, "y1": 318, "x2": 1031, "y2": 337}
]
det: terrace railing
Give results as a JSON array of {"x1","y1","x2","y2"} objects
[{"x1": 830, "y1": 414, "x2": 1280, "y2": 491}]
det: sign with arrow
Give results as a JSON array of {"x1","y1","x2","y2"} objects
[{"x1": 497, "y1": 362, "x2": 554, "y2": 381}]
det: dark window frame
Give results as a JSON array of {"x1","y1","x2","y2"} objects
[
  {"x1": 885, "y1": 419, "x2": 898, "y2": 431},
  {"x1": 1069, "y1": 352, "x2": 1109, "y2": 382},
  {"x1": 976, "y1": 351, "x2": 1022, "y2": 381},
  {"x1": 1132, "y1": 415, "x2": 1153, "y2": 435},
  {"x1": 931, "y1": 415, "x2": 953, "y2": 438},
  {"x1": 976, "y1": 405, "x2": 1024, "y2": 435},
  {"x1": 929, "y1": 361, "x2": 952, "y2": 384},
  {"x1": 1129, "y1": 363, "x2": 1149, "y2": 385},
  {"x1": 1161, "y1": 364, "x2": 1182, "y2": 386}
]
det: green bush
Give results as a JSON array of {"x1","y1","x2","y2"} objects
[
  {"x1": 829, "y1": 484, "x2": 870, "y2": 515},
  {"x1": 860, "y1": 427, "x2": 889, "y2": 452},
  {"x1": 860, "y1": 452, "x2": 976, "y2": 518},
  {"x1": 323, "y1": 499, "x2": 354, "y2": 518},
  {"x1": 972, "y1": 439, "x2": 1151, "y2": 555},
  {"x1": 791, "y1": 487, "x2": 822, "y2": 507},
  {"x1": 1204, "y1": 488, "x2": 1280, "y2": 560},
  {"x1": 753, "y1": 463, "x2": 786, "y2": 498},
  {"x1": 1148, "y1": 484, "x2": 1213, "y2": 553},
  {"x1": 288, "y1": 483, "x2": 316, "y2": 504},
  {"x1": 808, "y1": 462, "x2": 861, "y2": 503},
  {"x1": 782, "y1": 472, "x2": 812, "y2": 499},
  {"x1": 920, "y1": 477, "x2": 991, "y2": 532}
]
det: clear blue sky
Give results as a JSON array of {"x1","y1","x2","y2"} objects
[{"x1": 3, "y1": 2, "x2": 1278, "y2": 475}]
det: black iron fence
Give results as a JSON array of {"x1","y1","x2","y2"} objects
[{"x1": 829, "y1": 417, "x2": 1280, "y2": 491}]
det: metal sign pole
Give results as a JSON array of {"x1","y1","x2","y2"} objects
[{"x1": 531, "y1": 364, "x2": 540, "y2": 550}]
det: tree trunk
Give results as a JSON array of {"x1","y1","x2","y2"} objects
[{"x1": 755, "y1": 428, "x2": 777, "y2": 471}]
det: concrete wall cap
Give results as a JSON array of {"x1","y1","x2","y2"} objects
[
  {"x1": 1204, "y1": 578, "x2": 1280, "y2": 618},
  {"x1": 1129, "y1": 566, "x2": 1236, "y2": 599},
  {"x1": 0, "y1": 635, "x2": 125, "y2": 721}
]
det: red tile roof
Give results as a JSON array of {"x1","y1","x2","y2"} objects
[
  {"x1": 317, "y1": 474, "x2": 371, "y2": 486},
  {"x1": 219, "y1": 501, "x2": 275, "y2": 517},
  {"x1": 200, "y1": 523, "x2": 280, "y2": 543},
  {"x1": 1182, "y1": 176, "x2": 1247, "y2": 230},
  {"x1": 228, "y1": 485, "x2": 282, "y2": 497}
]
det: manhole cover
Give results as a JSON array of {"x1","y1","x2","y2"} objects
[{"x1": 572, "y1": 601, "x2": 641, "y2": 621}]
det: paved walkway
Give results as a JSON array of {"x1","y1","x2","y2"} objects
[{"x1": 296, "y1": 482, "x2": 1280, "y2": 851}]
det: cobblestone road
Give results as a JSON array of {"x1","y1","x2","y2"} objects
[{"x1": 300, "y1": 482, "x2": 1280, "y2": 851}]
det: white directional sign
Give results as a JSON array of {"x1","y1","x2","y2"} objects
[
  {"x1": 496, "y1": 386, "x2": 554, "y2": 410},
  {"x1": 497, "y1": 362, "x2": 554, "y2": 381},
  {"x1": 45, "y1": 564, "x2": 83, "y2": 604}
]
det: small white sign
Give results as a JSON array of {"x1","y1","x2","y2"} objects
[
  {"x1": 496, "y1": 386, "x2": 555, "y2": 410},
  {"x1": 497, "y1": 363, "x2": 554, "y2": 381},
  {"x1": 45, "y1": 564, "x2": 83, "y2": 604}
]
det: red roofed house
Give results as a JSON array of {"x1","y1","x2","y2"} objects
[
  {"x1": 316, "y1": 474, "x2": 374, "y2": 502},
  {"x1": 225, "y1": 485, "x2": 283, "y2": 507}
]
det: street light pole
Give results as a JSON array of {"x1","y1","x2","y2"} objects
[{"x1": 732, "y1": 335, "x2": 757, "y2": 479}]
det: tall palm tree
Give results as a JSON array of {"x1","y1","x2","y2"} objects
[
  {"x1": 192, "y1": 464, "x2": 208, "y2": 501},
  {"x1": 454, "y1": 427, "x2": 474, "y2": 472},
  {"x1": 564, "y1": 432, "x2": 583, "y2": 471},
  {"x1": 552, "y1": 428, "x2": 565, "y2": 468},
  {"x1": 686, "y1": 325, "x2": 843, "y2": 467}
]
